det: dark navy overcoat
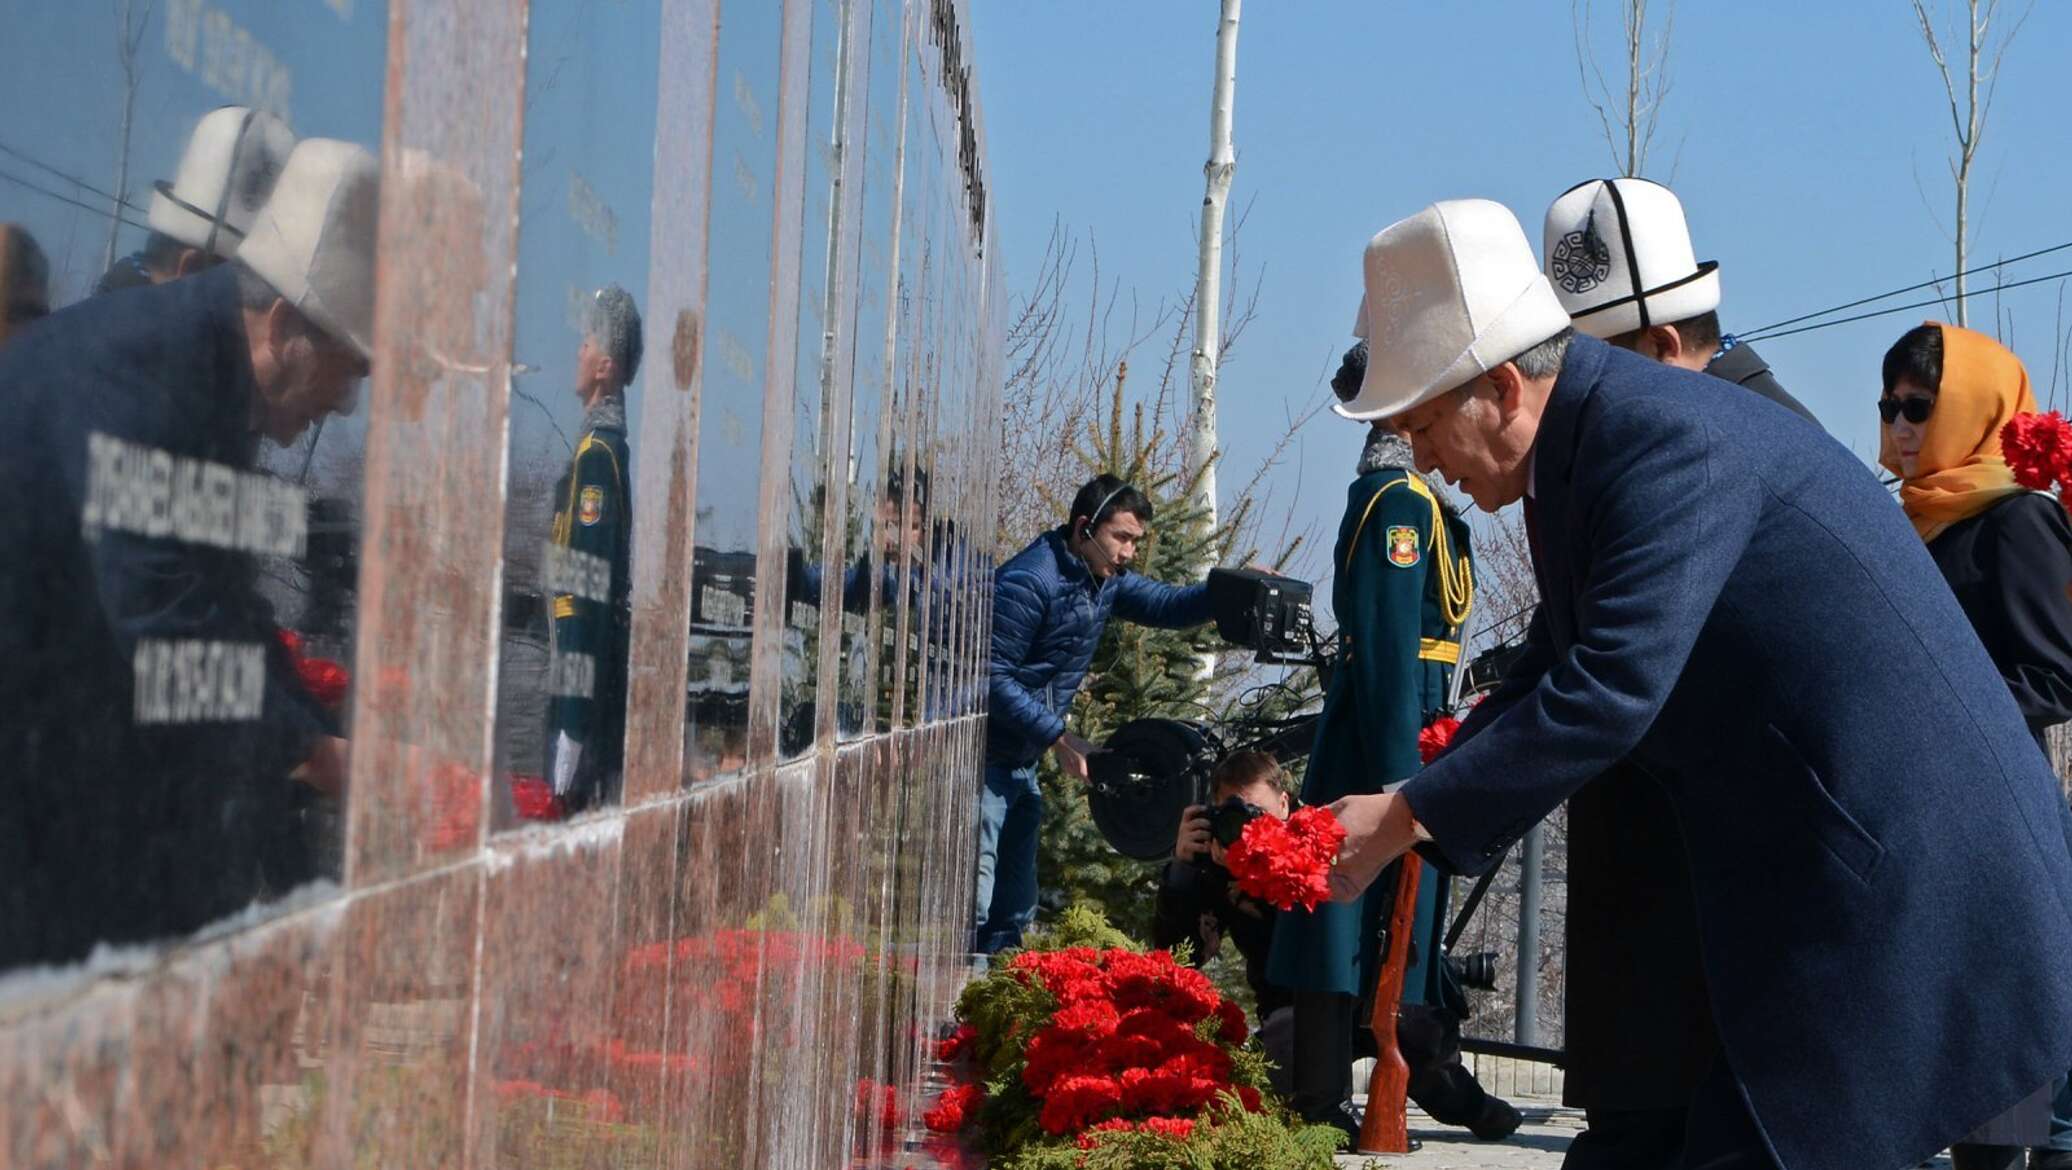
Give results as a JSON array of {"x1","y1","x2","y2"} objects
[{"x1": 1402, "y1": 334, "x2": 2072, "y2": 1170}]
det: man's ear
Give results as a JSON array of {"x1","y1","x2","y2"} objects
[
  {"x1": 1650, "y1": 325, "x2": 1685, "y2": 363},
  {"x1": 174, "y1": 248, "x2": 208, "y2": 279},
  {"x1": 1487, "y1": 363, "x2": 1525, "y2": 417}
]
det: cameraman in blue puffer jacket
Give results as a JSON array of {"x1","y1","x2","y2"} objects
[{"x1": 978, "y1": 474, "x2": 1216, "y2": 953}]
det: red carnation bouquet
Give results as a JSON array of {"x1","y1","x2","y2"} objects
[
  {"x1": 928, "y1": 906, "x2": 1343, "y2": 1166},
  {"x1": 2002, "y1": 411, "x2": 2072, "y2": 514},
  {"x1": 1224, "y1": 806, "x2": 1347, "y2": 912},
  {"x1": 277, "y1": 629, "x2": 350, "y2": 710},
  {"x1": 1418, "y1": 714, "x2": 1463, "y2": 764}
]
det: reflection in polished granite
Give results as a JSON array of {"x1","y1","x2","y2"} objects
[{"x1": 1, "y1": 0, "x2": 996, "y2": 1163}]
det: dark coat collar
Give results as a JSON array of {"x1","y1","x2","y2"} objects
[
  {"x1": 1532, "y1": 332, "x2": 1610, "y2": 500},
  {"x1": 1705, "y1": 340, "x2": 1771, "y2": 386}
]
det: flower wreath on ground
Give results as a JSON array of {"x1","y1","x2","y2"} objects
[{"x1": 920, "y1": 905, "x2": 1344, "y2": 1169}]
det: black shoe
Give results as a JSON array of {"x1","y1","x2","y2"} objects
[
  {"x1": 1951, "y1": 1145, "x2": 2024, "y2": 1170},
  {"x1": 1306, "y1": 1102, "x2": 1422, "y2": 1154},
  {"x1": 1304, "y1": 1101, "x2": 1362, "y2": 1149},
  {"x1": 2029, "y1": 1150, "x2": 2072, "y2": 1170},
  {"x1": 1469, "y1": 1096, "x2": 1523, "y2": 1142}
]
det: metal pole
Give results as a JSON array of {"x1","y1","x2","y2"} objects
[{"x1": 1515, "y1": 823, "x2": 1544, "y2": 1046}]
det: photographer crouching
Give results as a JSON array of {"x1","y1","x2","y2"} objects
[{"x1": 1162, "y1": 750, "x2": 1518, "y2": 1142}]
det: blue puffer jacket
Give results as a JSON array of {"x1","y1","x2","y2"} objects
[{"x1": 986, "y1": 528, "x2": 1214, "y2": 766}]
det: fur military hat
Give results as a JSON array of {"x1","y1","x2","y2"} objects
[{"x1": 586, "y1": 284, "x2": 644, "y2": 385}]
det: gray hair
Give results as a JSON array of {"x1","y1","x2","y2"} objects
[{"x1": 1509, "y1": 326, "x2": 1574, "y2": 381}]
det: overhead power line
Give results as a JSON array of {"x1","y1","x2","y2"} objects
[
  {"x1": 1741, "y1": 267, "x2": 2072, "y2": 344},
  {"x1": 0, "y1": 166, "x2": 150, "y2": 234},
  {"x1": 1736, "y1": 240, "x2": 2072, "y2": 340},
  {"x1": 0, "y1": 139, "x2": 148, "y2": 217}
]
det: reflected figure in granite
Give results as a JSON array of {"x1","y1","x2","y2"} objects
[
  {"x1": 541, "y1": 285, "x2": 641, "y2": 816},
  {"x1": 95, "y1": 106, "x2": 297, "y2": 296},
  {"x1": 0, "y1": 223, "x2": 50, "y2": 347},
  {"x1": 0, "y1": 139, "x2": 377, "y2": 969}
]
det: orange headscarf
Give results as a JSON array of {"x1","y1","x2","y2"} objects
[{"x1": 1880, "y1": 321, "x2": 2037, "y2": 542}]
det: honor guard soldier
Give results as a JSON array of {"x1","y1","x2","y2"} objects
[
  {"x1": 543, "y1": 284, "x2": 641, "y2": 814},
  {"x1": 1269, "y1": 342, "x2": 1515, "y2": 1145}
]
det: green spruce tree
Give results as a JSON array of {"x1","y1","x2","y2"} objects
[{"x1": 1031, "y1": 361, "x2": 1262, "y2": 942}]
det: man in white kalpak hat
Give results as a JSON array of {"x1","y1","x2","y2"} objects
[
  {"x1": 1542, "y1": 177, "x2": 1814, "y2": 425},
  {"x1": 96, "y1": 106, "x2": 297, "y2": 295},
  {"x1": 0, "y1": 139, "x2": 377, "y2": 969},
  {"x1": 1539, "y1": 177, "x2": 1820, "y2": 1170},
  {"x1": 1323, "y1": 199, "x2": 2072, "y2": 1170}
]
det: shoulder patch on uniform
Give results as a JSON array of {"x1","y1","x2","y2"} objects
[
  {"x1": 1387, "y1": 525, "x2": 1420, "y2": 567},
  {"x1": 578, "y1": 484, "x2": 605, "y2": 526}
]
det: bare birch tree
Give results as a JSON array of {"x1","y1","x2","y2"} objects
[
  {"x1": 1188, "y1": 0, "x2": 1242, "y2": 683},
  {"x1": 1911, "y1": 0, "x2": 2035, "y2": 328},
  {"x1": 104, "y1": 0, "x2": 153, "y2": 274},
  {"x1": 1572, "y1": 0, "x2": 1676, "y2": 178}
]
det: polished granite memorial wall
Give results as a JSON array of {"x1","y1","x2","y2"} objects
[{"x1": 0, "y1": 0, "x2": 997, "y2": 1166}]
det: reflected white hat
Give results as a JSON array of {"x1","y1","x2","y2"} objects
[
  {"x1": 1340, "y1": 199, "x2": 1571, "y2": 420},
  {"x1": 1542, "y1": 177, "x2": 1720, "y2": 339},
  {"x1": 148, "y1": 106, "x2": 297, "y2": 261},
  {"x1": 237, "y1": 139, "x2": 380, "y2": 361}
]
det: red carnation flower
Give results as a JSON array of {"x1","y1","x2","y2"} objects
[
  {"x1": 509, "y1": 773, "x2": 567, "y2": 822},
  {"x1": 276, "y1": 629, "x2": 351, "y2": 709},
  {"x1": 2003, "y1": 411, "x2": 2072, "y2": 498},
  {"x1": 1038, "y1": 1073, "x2": 1124, "y2": 1134},
  {"x1": 1225, "y1": 805, "x2": 1347, "y2": 911},
  {"x1": 1418, "y1": 715, "x2": 1463, "y2": 764},
  {"x1": 1138, "y1": 1116, "x2": 1196, "y2": 1141},
  {"x1": 1215, "y1": 998, "x2": 1249, "y2": 1044},
  {"x1": 922, "y1": 1083, "x2": 981, "y2": 1132},
  {"x1": 936, "y1": 1023, "x2": 977, "y2": 1063},
  {"x1": 856, "y1": 1078, "x2": 902, "y2": 1130}
]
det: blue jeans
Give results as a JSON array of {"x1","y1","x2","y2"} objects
[{"x1": 973, "y1": 761, "x2": 1041, "y2": 954}]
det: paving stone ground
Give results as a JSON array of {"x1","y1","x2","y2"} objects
[{"x1": 1335, "y1": 1099, "x2": 1961, "y2": 1169}]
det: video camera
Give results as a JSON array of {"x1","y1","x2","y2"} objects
[{"x1": 1205, "y1": 567, "x2": 1316, "y2": 665}]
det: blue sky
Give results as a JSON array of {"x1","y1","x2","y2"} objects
[{"x1": 970, "y1": 1, "x2": 2072, "y2": 598}]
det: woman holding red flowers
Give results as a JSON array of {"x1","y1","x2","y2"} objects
[
  {"x1": 1880, "y1": 321, "x2": 2072, "y2": 1170},
  {"x1": 1880, "y1": 322, "x2": 2072, "y2": 750}
]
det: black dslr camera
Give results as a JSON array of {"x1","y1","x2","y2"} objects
[{"x1": 1206, "y1": 796, "x2": 1267, "y2": 849}]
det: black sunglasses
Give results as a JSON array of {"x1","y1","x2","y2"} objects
[{"x1": 1878, "y1": 396, "x2": 1934, "y2": 425}]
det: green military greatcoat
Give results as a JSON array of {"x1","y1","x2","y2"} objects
[
  {"x1": 545, "y1": 394, "x2": 633, "y2": 810},
  {"x1": 1268, "y1": 466, "x2": 1473, "y2": 1004}
]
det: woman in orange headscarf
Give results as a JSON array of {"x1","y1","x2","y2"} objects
[{"x1": 1880, "y1": 320, "x2": 2072, "y2": 1170}]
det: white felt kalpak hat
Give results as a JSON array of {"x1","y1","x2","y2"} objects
[
  {"x1": 148, "y1": 107, "x2": 297, "y2": 261},
  {"x1": 1339, "y1": 199, "x2": 1571, "y2": 421},
  {"x1": 237, "y1": 138, "x2": 380, "y2": 361},
  {"x1": 1542, "y1": 177, "x2": 1720, "y2": 339}
]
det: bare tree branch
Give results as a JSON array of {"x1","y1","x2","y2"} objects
[{"x1": 1573, "y1": 0, "x2": 1677, "y2": 177}]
